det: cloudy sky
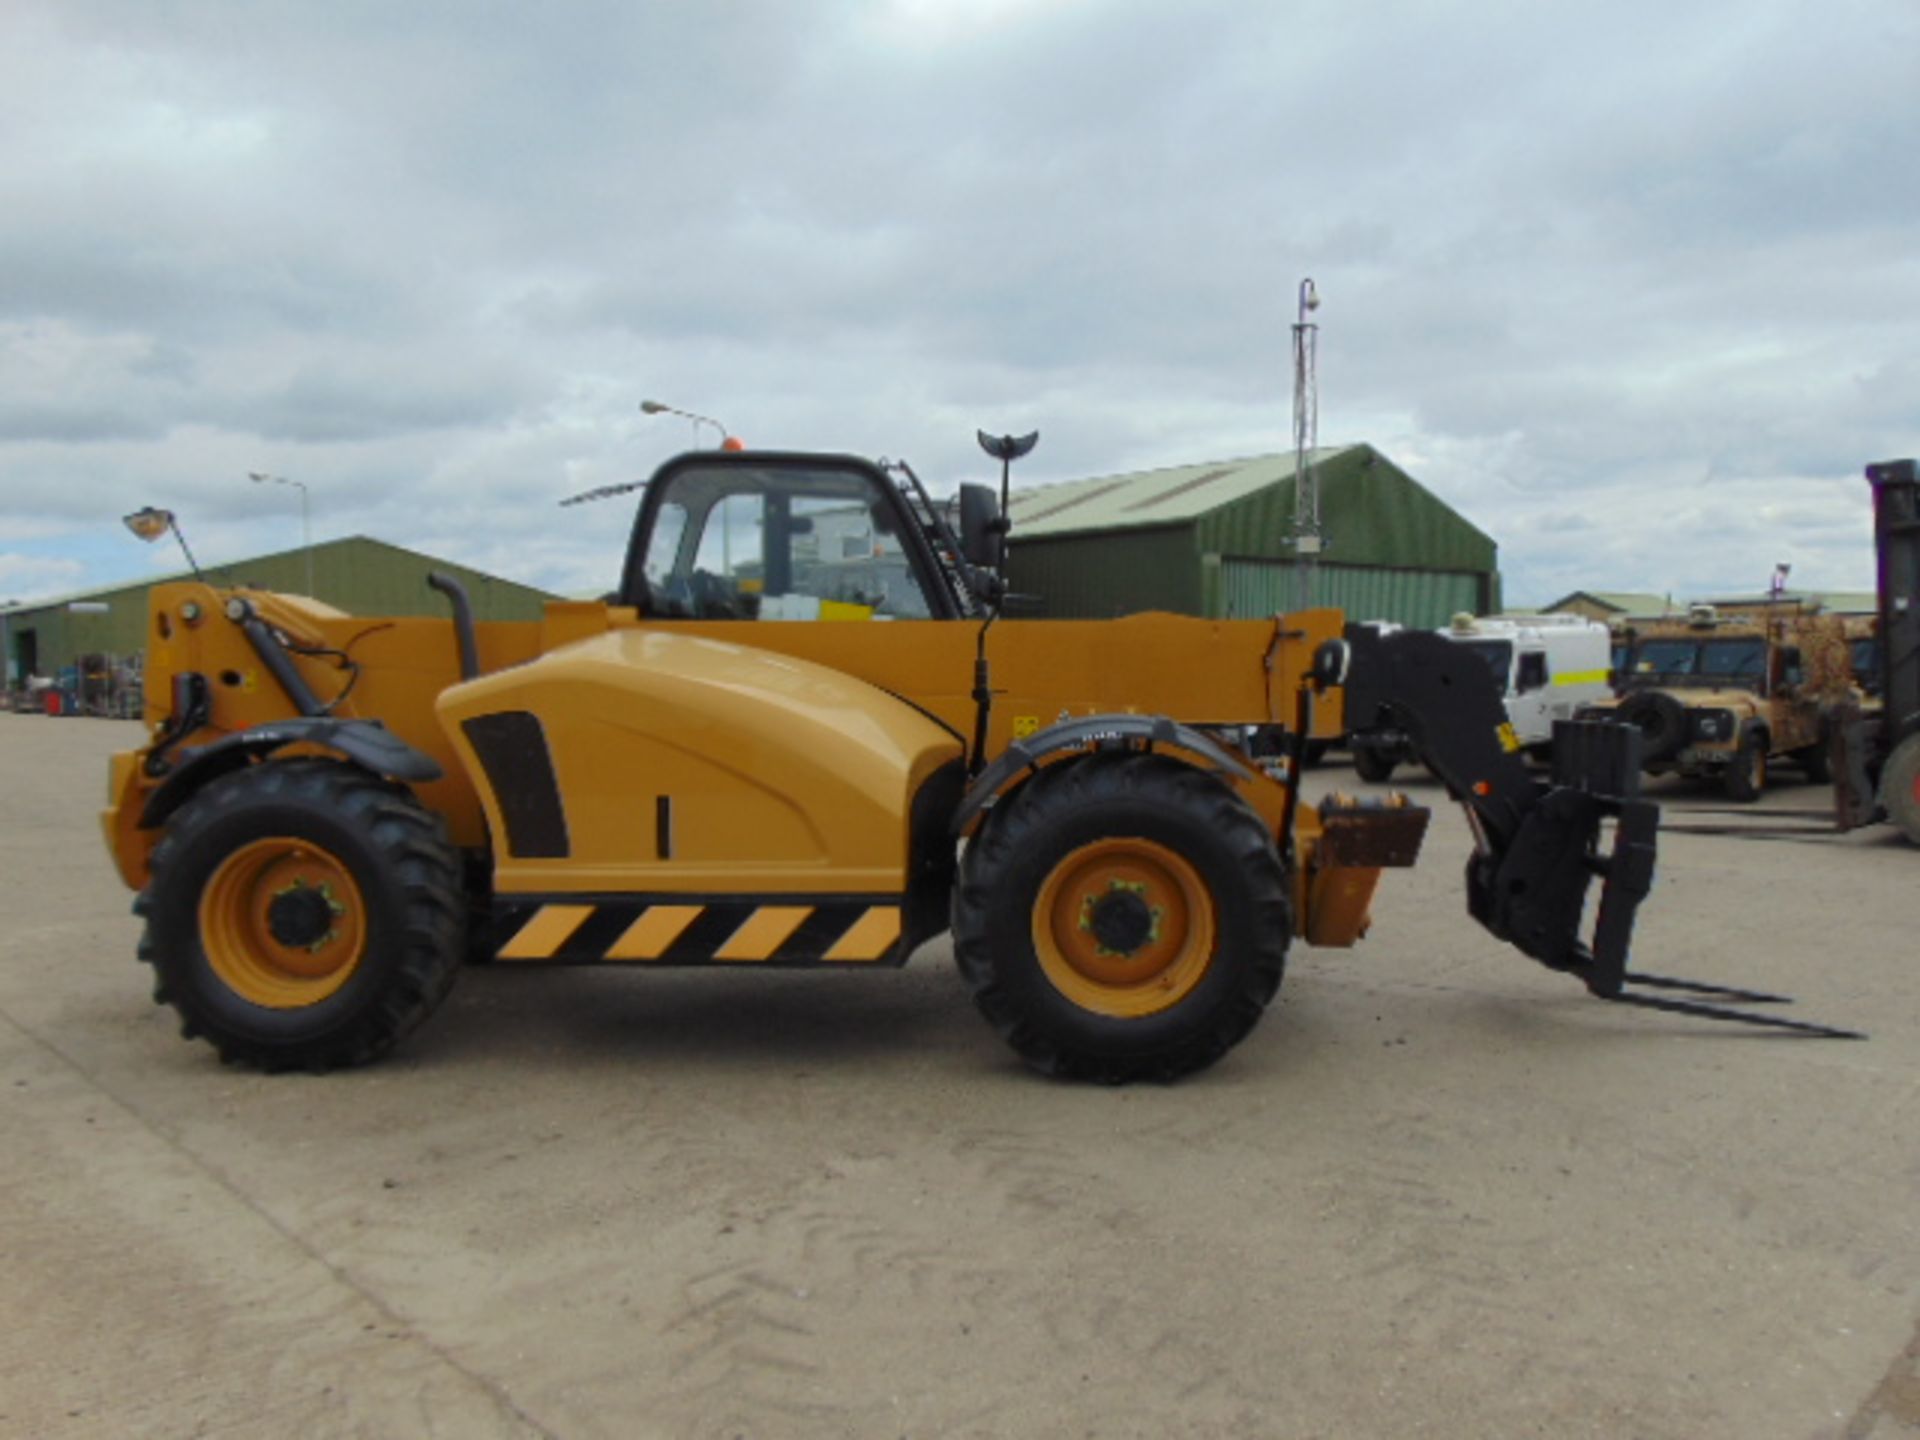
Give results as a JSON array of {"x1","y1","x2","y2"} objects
[{"x1": 3, "y1": 0, "x2": 1915, "y2": 608}]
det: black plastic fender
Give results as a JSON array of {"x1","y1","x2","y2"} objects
[
  {"x1": 950, "y1": 713, "x2": 1258, "y2": 836},
  {"x1": 139, "y1": 719, "x2": 443, "y2": 828}
]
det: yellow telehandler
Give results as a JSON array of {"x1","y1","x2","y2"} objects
[{"x1": 100, "y1": 437, "x2": 1851, "y2": 1080}]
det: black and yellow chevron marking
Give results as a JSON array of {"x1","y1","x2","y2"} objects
[{"x1": 491, "y1": 895, "x2": 906, "y2": 965}]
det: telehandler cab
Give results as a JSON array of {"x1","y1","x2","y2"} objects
[{"x1": 101, "y1": 436, "x2": 1852, "y2": 1081}]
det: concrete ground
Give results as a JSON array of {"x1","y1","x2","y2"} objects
[{"x1": 3, "y1": 711, "x2": 1917, "y2": 1439}]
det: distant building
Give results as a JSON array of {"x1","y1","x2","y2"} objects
[
  {"x1": 3, "y1": 535, "x2": 556, "y2": 686},
  {"x1": 1541, "y1": 591, "x2": 1675, "y2": 623},
  {"x1": 1005, "y1": 445, "x2": 1501, "y2": 626},
  {"x1": 1688, "y1": 589, "x2": 1878, "y2": 616}
]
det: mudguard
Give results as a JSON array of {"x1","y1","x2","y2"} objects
[
  {"x1": 951, "y1": 713, "x2": 1260, "y2": 836},
  {"x1": 139, "y1": 719, "x2": 443, "y2": 828}
]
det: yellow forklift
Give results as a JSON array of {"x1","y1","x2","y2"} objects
[{"x1": 101, "y1": 435, "x2": 1854, "y2": 1079}]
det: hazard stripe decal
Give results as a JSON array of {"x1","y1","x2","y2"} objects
[
  {"x1": 823, "y1": 906, "x2": 901, "y2": 961},
  {"x1": 607, "y1": 905, "x2": 703, "y2": 960},
  {"x1": 498, "y1": 904, "x2": 594, "y2": 960},
  {"x1": 490, "y1": 896, "x2": 908, "y2": 966}
]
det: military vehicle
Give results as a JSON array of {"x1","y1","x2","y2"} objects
[{"x1": 1579, "y1": 602, "x2": 1854, "y2": 802}]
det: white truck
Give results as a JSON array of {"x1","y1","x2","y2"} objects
[{"x1": 1351, "y1": 613, "x2": 1615, "y2": 782}]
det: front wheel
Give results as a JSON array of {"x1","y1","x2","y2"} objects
[
  {"x1": 1352, "y1": 743, "x2": 1397, "y2": 783},
  {"x1": 1723, "y1": 727, "x2": 1768, "y2": 803},
  {"x1": 952, "y1": 755, "x2": 1290, "y2": 1083},
  {"x1": 1879, "y1": 734, "x2": 1920, "y2": 845},
  {"x1": 135, "y1": 760, "x2": 467, "y2": 1071}
]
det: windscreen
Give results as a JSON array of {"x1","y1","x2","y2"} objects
[
  {"x1": 1697, "y1": 638, "x2": 1765, "y2": 678},
  {"x1": 1452, "y1": 638, "x2": 1514, "y2": 693},
  {"x1": 639, "y1": 462, "x2": 935, "y2": 621},
  {"x1": 1630, "y1": 639, "x2": 1698, "y2": 675}
]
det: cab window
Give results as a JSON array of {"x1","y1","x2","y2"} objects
[
  {"x1": 638, "y1": 462, "x2": 936, "y2": 621},
  {"x1": 1698, "y1": 638, "x2": 1765, "y2": 678},
  {"x1": 1634, "y1": 639, "x2": 1698, "y2": 674},
  {"x1": 1515, "y1": 651, "x2": 1549, "y2": 693},
  {"x1": 1454, "y1": 639, "x2": 1514, "y2": 694}
]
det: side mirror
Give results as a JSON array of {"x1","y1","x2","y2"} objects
[{"x1": 958, "y1": 483, "x2": 1000, "y2": 568}]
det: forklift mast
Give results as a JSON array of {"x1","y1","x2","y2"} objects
[{"x1": 1867, "y1": 458, "x2": 1920, "y2": 745}]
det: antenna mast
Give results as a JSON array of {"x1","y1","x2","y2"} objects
[{"x1": 1291, "y1": 278, "x2": 1322, "y2": 611}]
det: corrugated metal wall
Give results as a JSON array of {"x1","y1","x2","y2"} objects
[
  {"x1": 1212, "y1": 559, "x2": 1492, "y2": 627},
  {"x1": 1006, "y1": 445, "x2": 1502, "y2": 623},
  {"x1": 4, "y1": 537, "x2": 555, "y2": 679},
  {"x1": 1192, "y1": 446, "x2": 1498, "y2": 572},
  {"x1": 1006, "y1": 526, "x2": 1199, "y2": 617}
]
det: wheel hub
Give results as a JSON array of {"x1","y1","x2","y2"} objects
[
  {"x1": 1031, "y1": 836, "x2": 1214, "y2": 1020},
  {"x1": 266, "y1": 882, "x2": 342, "y2": 951},
  {"x1": 199, "y1": 838, "x2": 367, "y2": 1007},
  {"x1": 1082, "y1": 884, "x2": 1159, "y2": 956}
]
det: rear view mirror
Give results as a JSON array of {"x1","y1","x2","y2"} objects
[{"x1": 959, "y1": 483, "x2": 1000, "y2": 567}]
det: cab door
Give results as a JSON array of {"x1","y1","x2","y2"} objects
[{"x1": 1507, "y1": 647, "x2": 1555, "y2": 744}]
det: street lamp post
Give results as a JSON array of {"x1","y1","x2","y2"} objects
[
  {"x1": 122, "y1": 506, "x2": 203, "y2": 577},
  {"x1": 639, "y1": 399, "x2": 729, "y2": 449},
  {"x1": 249, "y1": 471, "x2": 314, "y2": 596}
]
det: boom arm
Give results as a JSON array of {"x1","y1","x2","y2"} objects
[{"x1": 1339, "y1": 625, "x2": 1859, "y2": 1037}]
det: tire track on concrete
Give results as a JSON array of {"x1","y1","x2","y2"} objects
[
  {"x1": 0, "y1": 1002, "x2": 559, "y2": 1440},
  {"x1": 1848, "y1": 1314, "x2": 1920, "y2": 1438}
]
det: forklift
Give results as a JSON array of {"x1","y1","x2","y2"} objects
[
  {"x1": 101, "y1": 434, "x2": 1855, "y2": 1080},
  {"x1": 1835, "y1": 458, "x2": 1920, "y2": 842}
]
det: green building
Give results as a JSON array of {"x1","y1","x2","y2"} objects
[
  {"x1": 3, "y1": 535, "x2": 557, "y2": 686},
  {"x1": 1005, "y1": 444, "x2": 1501, "y2": 625}
]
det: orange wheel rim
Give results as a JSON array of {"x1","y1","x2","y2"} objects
[
  {"x1": 199, "y1": 837, "x2": 366, "y2": 1008},
  {"x1": 1032, "y1": 837, "x2": 1216, "y2": 1018}
]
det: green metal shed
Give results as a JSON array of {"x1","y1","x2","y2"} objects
[
  {"x1": 3, "y1": 535, "x2": 557, "y2": 686},
  {"x1": 1005, "y1": 444, "x2": 1501, "y2": 625}
]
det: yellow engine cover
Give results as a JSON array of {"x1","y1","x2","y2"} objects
[{"x1": 436, "y1": 628, "x2": 964, "y2": 897}]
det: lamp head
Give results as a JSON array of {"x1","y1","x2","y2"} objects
[{"x1": 123, "y1": 506, "x2": 175, "y2": 542}]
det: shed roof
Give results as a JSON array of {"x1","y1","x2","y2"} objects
[
  {"x1": 1692, "y1": 589, "x2": 1879, "y2": 614},
  {"x1": 1, "y1": 535, "x2": 557, "y2": 617},
  {"x1": 1007, "y1": 447, "x2": 1352, "y2": 538},
  {"x1": 1542, "y1": 591, "x2": 1675, "y2": 617}
]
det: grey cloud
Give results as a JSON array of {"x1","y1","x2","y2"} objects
[{"x1": 2, "y1": 0, "x2": 1913, "y2": 613}]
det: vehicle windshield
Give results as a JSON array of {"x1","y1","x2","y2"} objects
[
  {"x1": 1451, "y1": 639, "x2": 1513, "y2": 693},
  {"x1": 637, "y1": 462, "x2": 936, "y2": 621},
  {"x1": 1625, "y1": 635, "x2": 1766, "y2": 686},
  {"x1": 1698, "y1": 638, "x2": 1766, "y2": 677},
  {"x1": 1630, "y1": 639, "x2": 1698, "y2": 675}
]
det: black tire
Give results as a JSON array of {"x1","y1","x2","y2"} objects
[
  {"x1": 1879, "y1": 734, "x2": 1920, "y2": 845},
  {"x1": 952, "y1": 755, "x2": 1290, "y2": 1083},
  {"x1": 1614, "y1": 692, "x2": 1688, "y2": 763},
  {"x1": 134, "y1": 759, "x2": 467, "y2": 1071},
  {"x1": 1723, "y1": 726, "x2": 1768, "y2": 803},
  {"x1": 1352, "y1": 743, "x2": 1397, "y2": 783}
]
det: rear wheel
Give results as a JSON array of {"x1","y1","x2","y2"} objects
[
  {"x1": 952, "y1": 755, "x2": 1290, "y2": 1083},
  {"x1": 1723, "y1": 727, "x2": 1768, "y2": 803},
  {"x1": 1352, "y1": 742, "x2": 1397, "y2": 783},
  {"x1": 136, "y1": 760, "x2": 466, "y2": 1071},
  {"x1": 1879, "y1": 734, "x2": 1920, "y2": 845}
]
